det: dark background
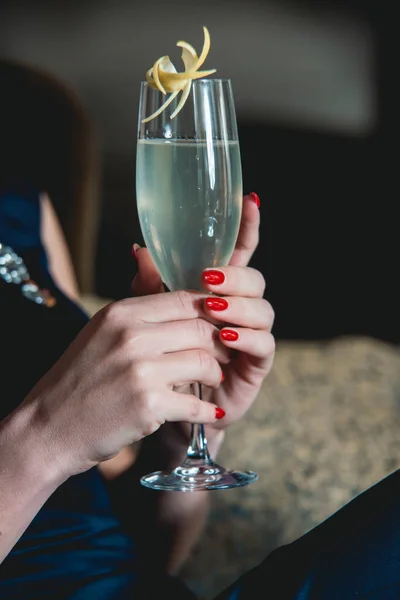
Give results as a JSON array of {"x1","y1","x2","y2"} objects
[{"x1": 1, "y1": 0, "x2": 397, "y2": 343}]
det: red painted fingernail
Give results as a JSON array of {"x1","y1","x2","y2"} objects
[
  {"x1": 205, "y1": 297, "x2": 229, "y2": 311},
  {"x1": 220, "y1": 329, "x2": 239, "y2": 342},
  {"x1": 202, "y1": 269, "x2": 225, "y2": 286},
  {"x1": 221, "y1": 371, "x2": 225, "y2": 382},
  {"x1": 215, "y1": 407, "x2": 226, "y2": 419},
  {"x1": 249, "y1": 192, "x2": 260, "y2": 208}
]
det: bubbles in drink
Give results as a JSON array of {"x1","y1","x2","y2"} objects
[{"x1": 136, "y1": 139, "x2": 242, "y2": 291}]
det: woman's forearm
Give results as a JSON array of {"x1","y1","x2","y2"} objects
[{"x1": 0, "y1": 406, "x2": 64, "y2": 563}]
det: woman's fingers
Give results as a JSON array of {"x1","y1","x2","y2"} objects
[
  {"x1": 204, "y1": 296, "x2": 274, "y2": 331},
  {"x1": 229, "y1": 193, "x2": 261, "y2": 268},
  {"x1": 219, "y1": 327, "x2": 275, "y2": 359},
  {"x1": 133, "y1": 319, "x2": 231, "y2": 364},
  {"x1": 100, "y1": 289, "x2": 207, "y2": 327},
  {"x1": 161, "y1": 390, "x2": 224, "y2": 424},
  {"x1": 153, "y1": 349, "x2": 223, "y2": 389},
  {"x1": 202, "y1": 265, "x2": 265, "y2": 298},
  {"x1": 131, "y1": 245, "x2": 164, "y2": 297}
]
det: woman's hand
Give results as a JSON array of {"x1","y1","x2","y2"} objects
[
  {"x1": 132, "y1": 193, "x2": 275, "y2": 462},
  {"x1": 17, "y1": 291, "x2": 230, "y2": 481},
  {"x1": 199, "y1": 261, "x2": 274, "y2": 425}
]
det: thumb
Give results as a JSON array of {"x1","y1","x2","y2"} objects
[{"x1": 131, "y1": 244, "x2": 164, "y2": 296}]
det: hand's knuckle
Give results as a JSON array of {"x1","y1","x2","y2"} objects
[
  {"x1": 261, "y1": 300, "x2": 275, "y2": 328},
  {"x1": 99, "y1": 301, "x2": 124, "y2": 327},
  {"x1": 116, "y1": 326, "x2": 135, "y2": 348},
  {"x1": 130, "y1": 388, "x2": 148, "y2": 412},
  {"x1": 141, "y1": 420, "x2": 160, "y2": 438},
  {"x1": 235, "y1": 239, "x2": 247, "y2": 252},
  {"x1": 176, "y1": 290, "x2": 194, "y2": 312},
  {"x1": 255, "y1": 269, "x2": 266, "y2": 294},
  {"x1": 268, "y1": 304, "x2": 275, "y2": 328},
  {"x1": 137, "y1": 388, "x2": 158, "y2": 415},
  {"x1": 238, "y1": 231, "x2": 258, "y2": 253},
  {"x1": 190, "y1": 396, "x2": 202, "y2": 420},
  {"x1": 194, "y1": 318, "x2": 211, "y2": 342},
  {"x1": 236, "y1": 227, "x2": 258, "y2": 253},
  {"x1": 130, "y1": 360, "x2": 151, "y2": 387},
  {"x1": 266, "y1": 333, "x2": 276, "y2": 355},
  {"x1": 134, "y1": 391, "x2": 162, "y2": 437},
  {"x1": 196, "y1": 348, "x2": 213, "y2": 371}
]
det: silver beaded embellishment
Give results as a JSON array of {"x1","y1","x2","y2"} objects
[{"x1": 0, "y1": 242, "x2": 56, "y2": 307}]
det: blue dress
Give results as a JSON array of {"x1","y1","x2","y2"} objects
[{"x1": 0, "y1": 187, "x2": 194, "y2": 599}]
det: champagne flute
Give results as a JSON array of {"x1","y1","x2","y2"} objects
[{"x1": 136, "y1": 78, "x2": 258, "y2": 491}]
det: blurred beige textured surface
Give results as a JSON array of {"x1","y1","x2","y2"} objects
[
  {"x1": 81, "y1": 296, "x2": 400, "y2": 600},
  {"x1": 180, "y1": 337, "x2": 400, "y2": 599}
]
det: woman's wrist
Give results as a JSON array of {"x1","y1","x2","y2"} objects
[
  {"x1": 0, "y1": 405, "x2": 67, "y2": 562},
  {"x1": 0, "y1": 401, "x2": 69, "y2": 492}
]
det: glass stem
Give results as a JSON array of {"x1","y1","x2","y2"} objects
[{"x1": 186, "y1": 383, "x2": 211, "y2": 462}]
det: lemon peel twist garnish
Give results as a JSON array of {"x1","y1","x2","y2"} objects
[{"x1": 142, "y1": 26, "x2": 216, "y2": 123}]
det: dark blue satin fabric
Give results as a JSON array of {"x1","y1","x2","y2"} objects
[
  {"x1": 0, "y1": 188, "x2": 194, "y2": 599},
  {"x1": 217, "y1": 469, "x2": 400, "y2": 600}
]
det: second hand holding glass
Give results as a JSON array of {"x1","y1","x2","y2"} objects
[{"x1": 135, "y1": 29, "x2": 258, "y2": 491}]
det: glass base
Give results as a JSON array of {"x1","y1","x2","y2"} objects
[{"x1": 140, "y1": 459, "x2": 258, "y2": 491}]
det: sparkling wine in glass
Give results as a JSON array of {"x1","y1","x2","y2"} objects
[{"x1": 136, "y1": 78, "x2": 258, "y2": 491}]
